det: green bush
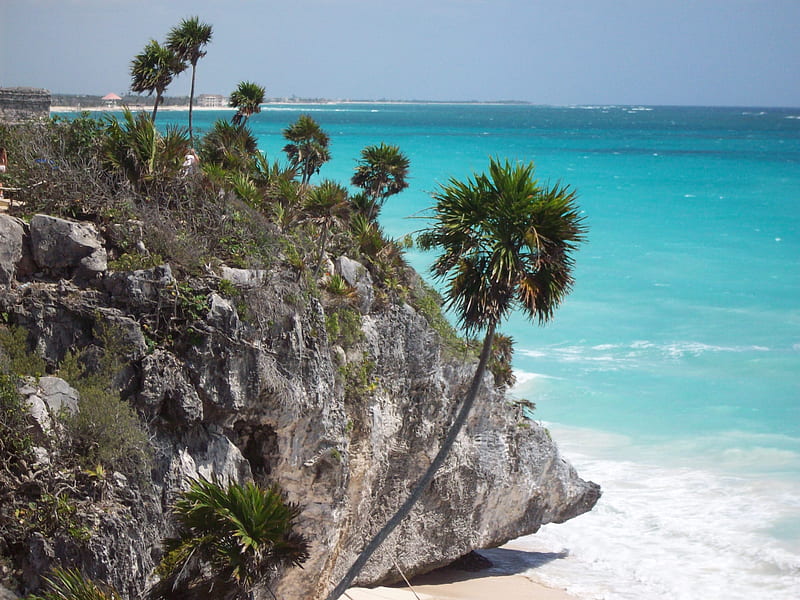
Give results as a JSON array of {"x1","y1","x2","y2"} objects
[
  {"x1": 0, "y1": 372, "x2": 33, "y2": 470},
  {"x1": 0, "y1": 325, "x2": 47, "y2": 378},
  {"x1": 58, "y1": 324, "x2": 151, "y2": 481}
]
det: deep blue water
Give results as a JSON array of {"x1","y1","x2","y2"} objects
[{"x1": 96, "y1": 104, "x2": 800, "y2": 599}]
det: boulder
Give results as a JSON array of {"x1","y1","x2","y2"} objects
[
  {"x1": 29, "y1": 214, "x2": 107, "y2": 279},
  {"x1": 0, "y1": 214, "x2": 25, "y2": 285},
  {"x1": 335, "y1": 256, "x2": 374, "y2": 314}
]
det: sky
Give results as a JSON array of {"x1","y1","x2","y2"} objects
[{"x1": 1, "y1": 0, "x2": 799, "y2": 107}]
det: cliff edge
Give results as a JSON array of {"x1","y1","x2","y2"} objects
[{"x1": 0, "y1": 213, "x2": 600, "y2": 599}]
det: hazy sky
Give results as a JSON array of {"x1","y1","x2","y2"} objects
[{"x1": 1, "y1": 0, "x2": 799, "y2": 107}]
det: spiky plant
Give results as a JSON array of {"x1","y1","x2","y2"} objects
[
  {"x1": 351, "y1": 143, "x2": 410, "y2": 221},
  {"x1": 28, "y1": 568, "x2": 122, "y2": 600},
  {"x1": 151, "y1": 476, "x2": 309, "y2": 600}
]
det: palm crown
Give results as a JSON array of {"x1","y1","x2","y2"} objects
[
  {"x1": 283, "y1": 114, "x2": 331, "y2": 185},
  {"x1": 424, "y1": 157, "x2": 587, "y2": 333},
  {"x1": 230, "y1": 81, "x2": 265, "y2": 126},
  {"x1": 130, "y1": 40, "x2": 185, "y2": 121},
  {"x1": 351, "y1": 143, "x2": 409, "y2": 220}
]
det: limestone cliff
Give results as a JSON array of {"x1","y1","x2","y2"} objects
[{"x1": 0, "y1": 213, "x2": 600, "y2": 599}]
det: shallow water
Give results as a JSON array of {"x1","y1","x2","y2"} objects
[{"x1": 148, "y1": 103, "x2": 800, "y2": 598}]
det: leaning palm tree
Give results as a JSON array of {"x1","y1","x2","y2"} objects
[
  {"x1": 130, "y1": 40, "x2": 185, "y2": 121},
  {"x1": 166, "y1": 16, "x2": 213, "y2": 145},
  {"x1": 229, "y1": 81, "x2": 265, "y2": 126},
  {"x1": 351, "y1": 143, "x2": 410, "y2": 221},
  {"x1": 283, "y1": 114, "x2": 331, "y2": 185},
  {"x1": 325, "y1": 157, "x2": 587, "y2": 600},
  {"x1": 151, "y1": 476, "x2": 309, "y2": 600},
  {"x1": 304, "y1": 180, "x2": 351, "y2": 276}
]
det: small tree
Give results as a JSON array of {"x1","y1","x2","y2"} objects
[
  {"x1": 230, "y1": 81, "x2": 265, "y2": 126},
  {"x1": 166, "y1": 16, "x2": 213, "y2": 145},
  {"x1": 351, "y1": 143, "x2": 409, "y2": 221},
  {"x1": 304, "y1": 180, "x2": 351, "y2": 276},
  {"x1": 130, "y1": 40, "x2": 185, "y2": 121},
  {"x1": 282, "y1": 114, "x2": 331, "y2": 185},
  {"x1": 325, "y1": 158, "x2": 587, "y2": 600},
  {"x1": 151, "y1": 476, "x2": 309, "y2": 600}
]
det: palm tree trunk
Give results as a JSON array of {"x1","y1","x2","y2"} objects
[
  {"x1": 314, "y1": 226, "x2": 330, "y2": 277},
  {"x1": 324, "y1": 322, "x2": 497, "y2": 600},
  {"x1": 152, "y1": 92, "x2": 161, "y2": 122},
  {"x1": 189, "y1": 63, "x2": 197, "y2": 145}
]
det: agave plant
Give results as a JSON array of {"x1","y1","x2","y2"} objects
[
  {"x1": 103, "y1": 108, "x2": 190, "y2": 189},
  {"x1": 151, "y1": 476, "x2": 309, "y2": 600},
  {"x1": 28, "y1": 568, "x2": 122, "y2": 600}
]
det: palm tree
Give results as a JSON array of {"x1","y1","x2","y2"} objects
[
  {"x1": 103, "y1": 108, "x2": 190, "y2": 189},
  {"x1": 351, "y1": 143, "x2": 410, "y2": 221},
  {"x1": 151, "y1": 476, "x2": 309, "y2": 600},
  {"x1": 198, "y1": 118, "x2": 259, "y2": 172},
  {"x1": 166, "y1": 16, "x2": 213, "y2": 145},
  {"x1": 230, "y1": 81, "x2": 265, "y2": 126},
  {"x1": 304, "y1": 180, "x2": 351, "y2": 276},
  {"x1": 325, "y1": 158, "x2": 587, "y2": 600},
  {"x1": 282, "y1": 114, "x2": 331, "y2": 185},
  {"x1": 130, "y1": 40, "x2": 185, "y2": 121}
]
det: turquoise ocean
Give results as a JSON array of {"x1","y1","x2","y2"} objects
[{"x1": 151, "y1": 104, "x2": 799, "y2": 599}]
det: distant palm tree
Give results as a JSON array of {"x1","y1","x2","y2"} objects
[
  {"x1": 166, "y1": 16, "x2": 213, "y2": 145},
  {"x1": 351, "y1": 143, "x2": 410, "y2": 221},
  {"x1": 325, "y1": 158, "x2": 587, "y2": 600},
  {"x1": 282, "y1": 114, "x2": 331, "y2": 185},
  {"x1": 151, "y1": 476, "x2": 309, "y2": 600},
  {"x1": 230, "y1": 81, "x2": 265, "y2": 126},
  {"x1": 304, "y1": 180, "x2": 351, "y2": 275},
  {"x1": 130, "y1": 40, "x2": 185, "y2": 121},
  {"x1": 198, "y1": 118, "x2": 259, "y2": 172}
]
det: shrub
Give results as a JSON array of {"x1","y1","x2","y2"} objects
[
  {"x1": 0, "y1": 325, "x2": 47, "y2": 378},
  {"x1": 0, "y1": 372, "x2": 33, "y2": 470},
  {"x1": 152, "y1": 477, "x2": 309, "y2": 600},
  {"x1": 26, "y1": 567, "x2": 122, "y2": 600}
]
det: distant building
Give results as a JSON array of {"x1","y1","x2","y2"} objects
[
  {"x1": 0, "y1": 87, "x2": 51, "y2": 123},
  {"x1": 102, "y1": 92, "x2": 122, "y2": 108},
  {"x1": 197, "y1": 94, "x2": 226, "y2": 108}
]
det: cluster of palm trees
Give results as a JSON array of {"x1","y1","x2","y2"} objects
[{"x1": 116, "y1": 18, "x2": 588, "y2": 600}]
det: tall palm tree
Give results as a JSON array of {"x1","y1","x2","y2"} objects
[
  {"x1": 130, "y1": 40, "x2": 185, "y2": 121},
  {"x1": 351, "y1": 143, "x2": 409, "y2": 221},
  {"x1": 282, "y1": 114, "x2": 331, "y2": 185},
  {"x1": 325, "y1": 158, "x2": 587, "y2": 600},
  {"x1": 151, "y1": 476, "x2": 309, "y2": 600},
  {"x1": 229, "y1": 81, "x2": 265, "y2": 126},
  {"x1": 304, "y1": 180, "x2": 351, "y2": 276},
  {"x1": 166, "y1": 16, "x2": 213, "y2": 145}
]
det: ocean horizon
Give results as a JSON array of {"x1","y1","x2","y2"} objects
[{"x1": 80, "y1": 103, "x2": 800, "y2": 599}]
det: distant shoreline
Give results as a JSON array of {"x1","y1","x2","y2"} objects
[{"x1": 50, "y1": 99, "x2": 534, "y2": 113}]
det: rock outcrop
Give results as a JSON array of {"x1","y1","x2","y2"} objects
[
  {"x1": 0, "y1": 213, "x2": 600, "y2": 599},
  {"x1": 0, "y1": 88, "x2": 51, "y2": 124}
]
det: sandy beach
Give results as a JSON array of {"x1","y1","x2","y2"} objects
[{"x1": 340, "y1": 568, "x2": 576, "y2": 600}]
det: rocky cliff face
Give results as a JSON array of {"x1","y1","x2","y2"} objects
[
  {"x1": 0, "y1": 88, "x2": 51, "y2": 124},
  {"x1": 0, "y1": 213, "x2": 600, "y2": 599}
]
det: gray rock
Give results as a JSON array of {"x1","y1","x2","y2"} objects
[
  {"x1": 219, "y1": 266, "x2": 268, "y2": 288},
  {"x1": 104, "y1": 263, "x2": 173, "y2": 303},
  {"x1": 0, "y1": 214, "x2": 25, "y2": 285},
  {"x1": 335, "y1": 255, "x2": 374, "y2": 314},
  {"x1": 37, "y1": 376, "x2": 79, "y2": 415},
  {"x1": 29, "y1": 214, "x2": 107, "y2": 278}
]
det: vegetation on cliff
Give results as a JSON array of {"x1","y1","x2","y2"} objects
[{"x1": 0, "y1": 14, "x2": 590, "y2": 600}]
